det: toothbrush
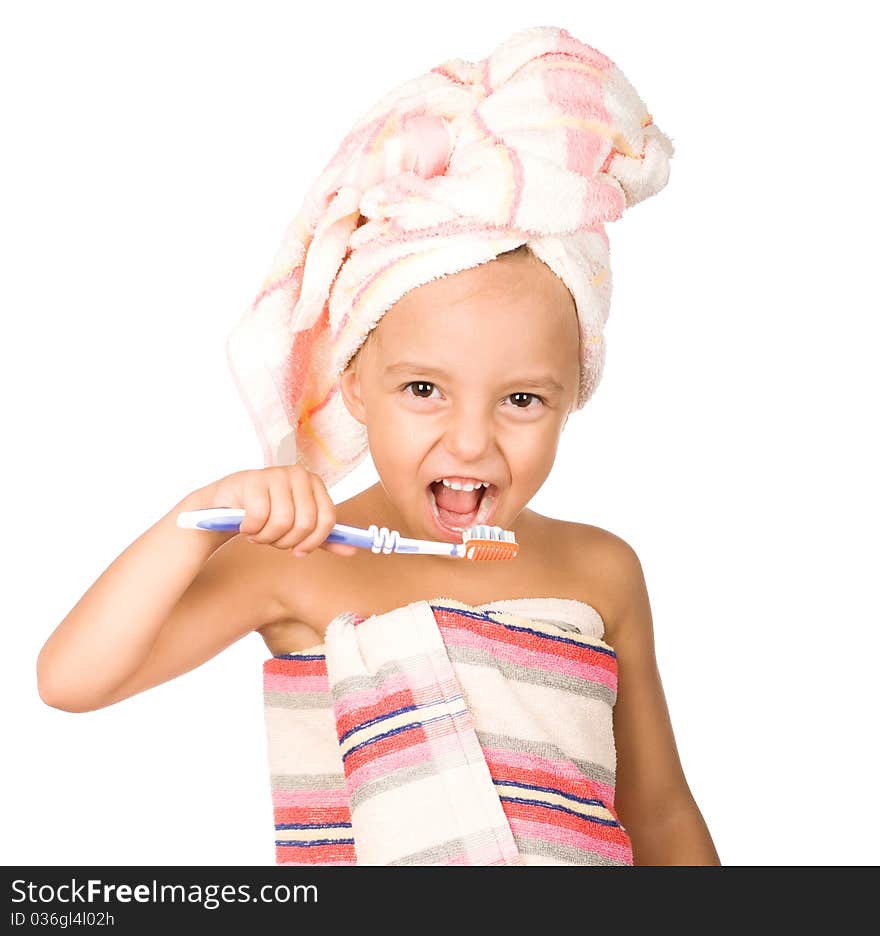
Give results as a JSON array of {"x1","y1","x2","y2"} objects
[{"x1": 176, "y1": 507, "x2": 519, "y2": 561}]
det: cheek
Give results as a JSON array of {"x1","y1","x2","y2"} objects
[
  {"x1": 508, "y1": 421, "x2": 561, "y2": 473},
  {"x1": 366, "y1": 416, "x2": 427, "y2": 475},
  {"x1": 373, "y1": 401, "x2": 437, "y2": 442},
  {"x1": 510, "y1": 449, "x2": 550, "y2": 479}
]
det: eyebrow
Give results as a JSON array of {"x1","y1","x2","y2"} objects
[{"x1": 384, "y1": 361, "x2": 567, "y2": 395}]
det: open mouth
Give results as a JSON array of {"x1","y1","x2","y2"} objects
[{"x1": 427, "y1": 480, "x2": 498, "y2": 534}]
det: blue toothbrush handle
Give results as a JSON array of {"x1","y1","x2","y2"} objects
[
  {"x1": 176, "y1": 508, "x2": 383, "y2": 551},
  {"x1": 176, "y1": 507, "x2": 472, "y2": 558},
  {"x1": 176, "y1": 508, "x2": 247, "y2": 532},
  {"x1": 324, "y1": 524, "x2": 377, "y2": 549}
]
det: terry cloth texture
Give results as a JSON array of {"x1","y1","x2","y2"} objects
[
  {"x1": 227, "y1": 25, "x2": 674, "y2": 489},
  {"x1": 262, "y1": 596, "x2": 633, "y2": 866}
]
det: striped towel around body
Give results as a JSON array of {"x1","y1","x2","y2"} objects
[{"x1": 262, "y1": 597, "x2": 633, "y2": 866}]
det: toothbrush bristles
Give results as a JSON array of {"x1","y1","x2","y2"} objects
[{"x1": 461, "y1": 524, "x2": 518, "y2": 561}]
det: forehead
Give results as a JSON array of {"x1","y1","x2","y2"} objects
[{"x1": 371, "y1": 253, "x2": 577, "y2": 352}]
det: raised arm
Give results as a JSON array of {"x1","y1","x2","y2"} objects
[{"x1": 36, "y1": 466, "x2": 354, "y2": 712}]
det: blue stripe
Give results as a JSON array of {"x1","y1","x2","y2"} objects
[
  {"x1": 500, "y1": 795, "x2": 620, "y2": 826},
  {"x1": 494, "y1": 778, "x2": 605, "y2": 807},
  {"x1": 431, "y1": 604, "x2": 616, "y2": 657},
  {"x1": 337, "y1": 694, "x2": 464, "y2": 745},
  {"x1": 340, "y1": 705, "x2": 463, "y2": 762},
  {"x1": 342, "y1": 720, "x2": 423, "y2": 761},
  {"x1": 275, "y1": 822, "x2": 352, "y2": 830},
  {"x1": 276, "y1": 838, "x2": 355, "y2": 847},
  {"x1": 337, "y1": 703, "x2": 421, "y2": 745}
]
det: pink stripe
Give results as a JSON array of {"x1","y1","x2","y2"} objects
[
  {"x1": 264, "y1": 673, "x2": 330, "y2": 693},
  {"x1": 508, "y1": 816, "x2": 632, "y2": 864},
  {"x1": 271, "y1": 788, "x2": 350, "y2": 808},
  {"x1": 332, "y1": 671, "x2": 462, "y2": 718},
  {"x1": 553, "y1": 31, "x2": 615, "y2": 71},
  {"x1": 541, "y1": 66, "x2": 607, "y2": 176},
  {"x1": 343, "y1": 702, "x2": 472, "y2": 758},
  {"x1": 344, "y1": 724, "x2": 470, "y2": 791},
  {"x1": 444, "y1": 628, "x2": 617, "y2": 690},
  {"x1": 409, "y1": 675, "x2": 462, "y2": 702},
  {"x1": 331, "y1": 672, "x2": 412, "y2": 717},
  {"x1": 277, "y1": 858, "x2": 354, "y2": 866},
  {"x1": 445, "y1": 846, "x2": 515, "y2": 866},
  {"x1": 469, "y1": 105, "x2": 523, "y2": 228},
  {"x1": 483, "y1": 746, "x2": 617, "y2": 807}
]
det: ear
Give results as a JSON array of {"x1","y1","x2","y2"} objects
[{"x1": 339, "y1": 363, "x2": 368, "y2": 425}]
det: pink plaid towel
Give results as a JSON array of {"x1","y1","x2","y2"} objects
[{"x1": 262, "y1": 597, "x2": 633, "y2": 866}]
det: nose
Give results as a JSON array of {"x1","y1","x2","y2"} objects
[{"x1": 441, "y1": 402, "x2": 496, "y2": 463}]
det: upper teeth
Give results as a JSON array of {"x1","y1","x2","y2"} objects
[{"x1": 435, "y1": 478, "x2": 490, "y2": 491}]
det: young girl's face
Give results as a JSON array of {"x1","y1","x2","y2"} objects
[{"x1": 339, "y1": 250, "x2": 581, "y2": 542}]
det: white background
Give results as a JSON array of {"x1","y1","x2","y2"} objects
[{"x1": 3, "y1": 0, "x2": 877, "y2": 866}]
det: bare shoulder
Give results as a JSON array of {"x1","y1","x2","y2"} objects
[
  {"x1": 572, "y1": 521, "x2": 644, "y2": 581},
  {"x1": 552, "y1": 517, "x2": 649, "y2": 646}
]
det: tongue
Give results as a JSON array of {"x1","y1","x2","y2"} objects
[{"x1": 432, "y1": 481, "x2": 481, "y2": 517}]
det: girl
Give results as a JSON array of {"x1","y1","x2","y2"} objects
[{"x1": 36, "y1": 25, "x2": 719, "y2": 866}]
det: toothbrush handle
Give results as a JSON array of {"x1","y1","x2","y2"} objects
[
  {"x1": 176, "y1": 508, "x2": 247, "y2": 532},
  {"x1": 175, "y1": 508, "x2": 464, "y2": 557},
  {"x1": 176, "y1": 508, "x2": 394, "y2": 552},
  {"x1": 324, "y1": 524, "x2": 378, "y2": 550}
]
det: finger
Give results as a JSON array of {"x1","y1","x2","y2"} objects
[
  {"x1": 247, "y1": 469, "x2": 292, "y2": 544},
  {"x1": 271, "y1": 468, "x2": 318, "y2": 550},
  {"x1": 311, "y1": 486, "x2": 357, "y2": 555},
  {"x1": 289, "y1": 474, "x2": 338, "y2": 554},
  {"x1": 269, "y1": 468, "x2": 308, "y2": 546},
  {"x1": 240, "y1": 475, "x2": 272, "y2": 539}
]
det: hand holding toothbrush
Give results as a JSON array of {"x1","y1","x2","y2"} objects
[{"x1": 183, "y1": 465, "x2": 359, "y2": 558}]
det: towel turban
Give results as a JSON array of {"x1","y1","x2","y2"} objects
[{"x1": 227, "y1": 25, "x2": 675, "y2": 490}]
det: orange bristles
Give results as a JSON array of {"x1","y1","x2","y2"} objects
[
  {"x1": 464, "y1": 539, "x2": 519, "y2": 561},
  {"x1": 453, "y1": 525, "x2": 518, "y2": 560}
]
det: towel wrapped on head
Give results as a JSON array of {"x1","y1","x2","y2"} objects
[{"x1": 227, "y1": 25, "x2": 675, "y2": 490}]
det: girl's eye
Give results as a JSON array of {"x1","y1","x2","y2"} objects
[
  {"x1": 507, "y1": 391, "x2": 544, "y2": 409},
  {"x1": 404, "y1": 381, "x2": 438, "y2": 399},
  {"x1": 403, "y1": 382, "x2": 545, "y2": 409}
]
